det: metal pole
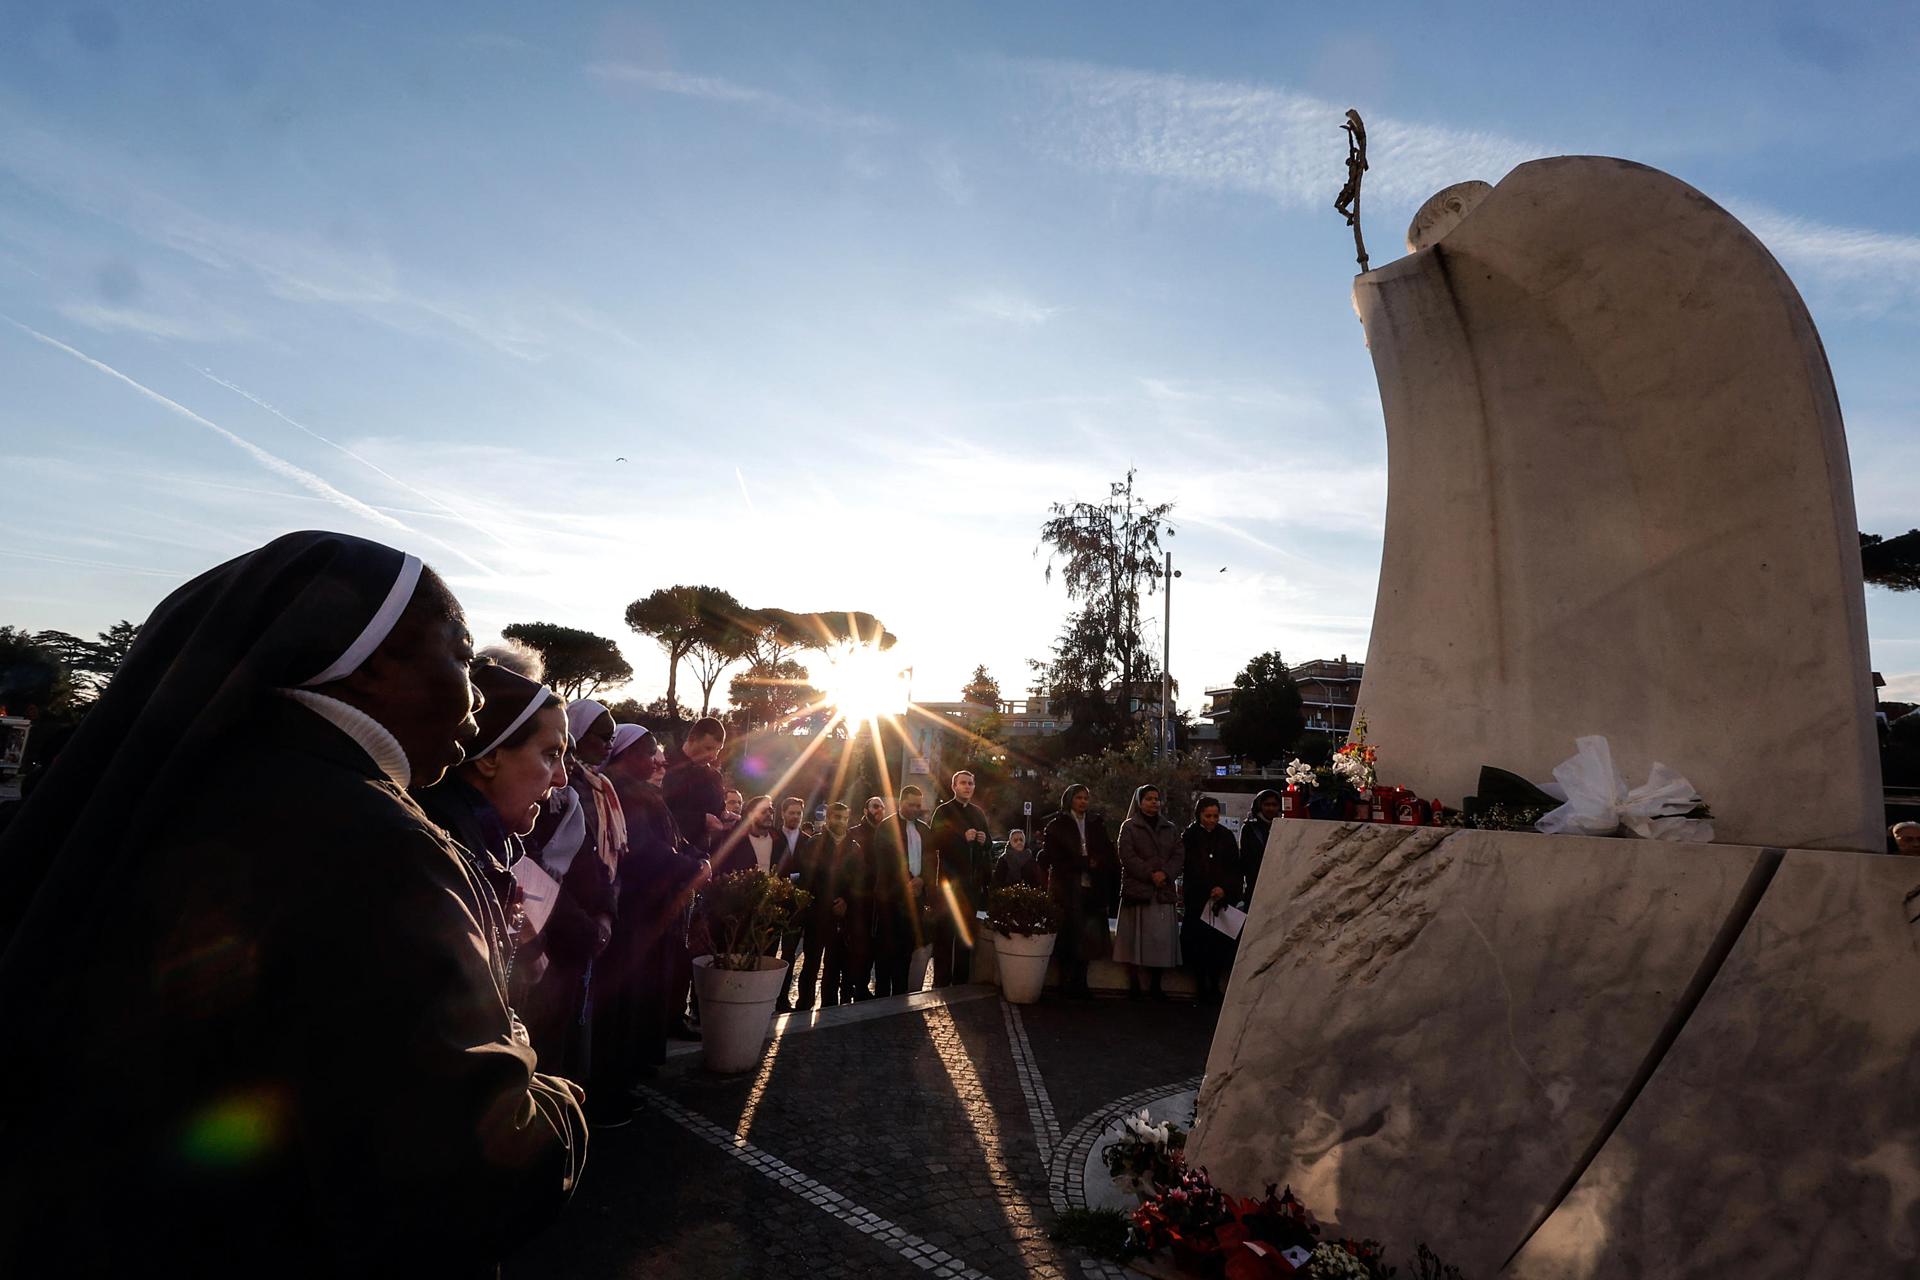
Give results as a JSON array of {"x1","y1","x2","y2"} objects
[
  {"x1": 898, "y1": 665, "x2": 915, "y2": 796},
  {"x1": 1161, "y1": 551, "x2": 1173, "y2": 759}
]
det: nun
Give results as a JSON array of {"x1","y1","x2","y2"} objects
[
  {"x1": 522, "y1": 699, "x2": 624, "y2": 1093},
  {"x1": 1238, "y1": 788, "x2": 1283, "y2": 909},
  {"x1": 1114, "y1": 785, "x2": 1182, "y2": 1000},
  {"x1": 0, "y1": 531, "x2": 587, "y2": 1277},
  {"x1": 414, "y1": 663, "x2": 570, "y2": 1013}
]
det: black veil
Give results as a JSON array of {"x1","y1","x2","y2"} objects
[{"x1": 0, "y1": 531, "x2": 424, "y2": 1021}]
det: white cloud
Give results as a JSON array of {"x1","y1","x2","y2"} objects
[
  {"x1": 8, "y1": 318, "x2": 415, "y2": 536},
  {"x1": 956, "y1": 291, "x2": 1062, "y2": 327},
  {"x1": 0, "y1": 108, "x2": 551, "y2": 358},
  {"x1": 1005, "y1": 58, "x2": 1541, "y2": 221},
  {"x1": 56, "y1": 302, "x2": 235, "y2": 342},
  {"x1": 588, "y1": 63, "x2": 894, "y2": 135},
  {"x1": 1004, "y1": 58, "x2": 1920, "y2": 314}
]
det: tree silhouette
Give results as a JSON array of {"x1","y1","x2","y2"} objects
[
  {"x1": 1862, "y1": 530, "x2": 1920, "y2": 592},
  {"x1": 962, "y1": 664, "x2": 1001, "y2": 707},
  {"x1": 1218, "y1": 650, "x2": 1306, "y2": 767},
  {"x1": 31, "y1": 620, "x2": 140, "y2": 702},
  {"x1": 1036, "y1": 469, "x2": 1173, "y2": 752},
  {"x1": 499, "y1": 622, "x2": 633, "y2": 700},
  {"x1": 625, "y1": 586, "x2": 747, "y2": 722}
]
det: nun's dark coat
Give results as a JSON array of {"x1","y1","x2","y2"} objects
[{"x1": 8, "y1": 698, "x2": 586, "y2": 1276}]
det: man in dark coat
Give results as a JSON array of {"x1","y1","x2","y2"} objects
[
  {"x1": 843, "y1": 794, "x2": 887, "y2": 999},
  {"x1": 928, "y1": 770, "x2": 992, "y2": 986},
  {"x1": 867, "y1": 785, "x2": 937, "y2": 998},
  {"x1": 1037, "y1": 783, "x2": 1117, "y2": 998},
  {"x1": 785, "y1": 802, "x2": 859, "y2": 1009},
  {"x1": 663, "y1": 716, "x2": 730, "y2": 855},
  {"x1": 0, "y1": 533, "x2": 587, "y2": 1277}
]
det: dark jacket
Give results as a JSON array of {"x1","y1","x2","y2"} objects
[
  {"x1": 662, "y1": 745, "x2": 727, "y2": 855},
  {"x1": 929, "y1": 795, "x2": 992, "y2": 904},
  {"x1": 6, "y1": 699, "x2": 587, "y2": 1276},
  {"x1": 1036, "y1": 808, "x2": 1116, "y2": 897},
  {"x1": 1181, "y1": 821, "x2": 1244, "y2": 917},
  {"x1": 1117, "y1": 812, "x2": 1183, "y2": 905},
  {"x1": 868, "y1": 814, "x2": 938, "y2": 917},
  {"x1": 791, "y1": 828, "x2": 859, "y2": 929},
  {"x1": 1239, "y1": 789, "x2": 1283, "y2": 908},
  {"x1": 990, "y1": 846, "x2": 1044, "y2": 890}
]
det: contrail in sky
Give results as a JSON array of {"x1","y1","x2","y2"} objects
[
  {"x1": 6, "y1": 319, "x2": 495, "y2": 577},
  {"x1": 6, "y1": 318, "x2": 411, "y2": 533},
  {"x1": 193, "y1": 366, "x2": 511, "y2": 554},
  {"x1": 735, "y1": 466, "x2": 759, "y2": 514}
]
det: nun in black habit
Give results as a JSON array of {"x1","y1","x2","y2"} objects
[
  {"x1": 0, "y1": 531, "x2": 588, "y2": 1278},
  {"x1": 414, "y1": 662, "x2": 571, "y2": 1017}
]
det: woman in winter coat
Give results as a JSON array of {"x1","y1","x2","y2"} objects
[
  {"x1": 1114, "y1": 784, "x2": 1182, "y2": 1000},
  {"x1": 1180, "y1": 796, "x2": 1243, "y2": 1004}
]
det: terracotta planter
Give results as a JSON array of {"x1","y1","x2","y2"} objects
[
  {"x1": 692, "y1": 954, "x2": 788, "y2": 1073},
  {"x1": 994, "y1": 930, "x2": 1056, "y2": 1004}
]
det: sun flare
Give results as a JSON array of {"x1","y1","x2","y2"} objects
[{"x1": 814, "y1": 645, "x2": 910, "y2": 726}]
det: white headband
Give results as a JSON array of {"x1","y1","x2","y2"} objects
[
  {"x1": 302, "y1": 553, "x2": 424, "y2": 687},
  {"x1": 474, "y1": 685, "x2": 555, "y2": 759}
]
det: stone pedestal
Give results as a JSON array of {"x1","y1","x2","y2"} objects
[{"x1": 1186, "y1": 820, "x2": 1920, "y2": 1277}]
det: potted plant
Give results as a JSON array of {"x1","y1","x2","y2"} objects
[
  {"x1": 692, "y1": 870, "x2": 812, "y2": 1072},
  {"x1": 986, "y1": 884, "x2": 1058, "y2": 1004}
]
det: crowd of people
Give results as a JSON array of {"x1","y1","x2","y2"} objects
[{"x1": 0, "y1": 532, "x2": 1284, "y2": 1274}]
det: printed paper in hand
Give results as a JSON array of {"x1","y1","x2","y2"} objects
[
  {"x1": 1206, "y1": 904, "x2": 1248, "y2": 940},
  {"x1": 511, "y1": 856, "x2": 560, "y2": 935}
]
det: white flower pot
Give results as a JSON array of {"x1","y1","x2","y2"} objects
[
  {"x1": 692, "y1": 954, "x2": 789, "y2": 1073},
  {"x1": 994, "y1": 930, "x2": 1056, "y2": 1004}
]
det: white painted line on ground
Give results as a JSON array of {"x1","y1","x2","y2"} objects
[
  {"x1": 636, "y1": 1085, "x2": 997, "y2": 1280},
  {"x1": 1000, "y1": 999, "x2": 1061, "y2": 1168}
]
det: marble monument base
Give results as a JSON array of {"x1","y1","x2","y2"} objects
[{"x1": 1185, "y1": 819, "x2": 1920, "y2": 1278}]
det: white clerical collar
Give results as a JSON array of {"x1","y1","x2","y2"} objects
[{"x1": 280, "y1": 688, "x2": 412, "y2": 790}]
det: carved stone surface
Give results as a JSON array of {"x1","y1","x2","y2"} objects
[
  {"x1": 1354, "y1": 155, "x2": 1881, "y2": 853},
  {"x1": 1404, "y1": 179, "x2": 1492, "y2": 250},
  {"x1": 1187, "y1": 820, "x2": 1920, "y2": 1277},
  {"x1": 1510, "y1": 848, "x2": 1920, "y2": 1278}
]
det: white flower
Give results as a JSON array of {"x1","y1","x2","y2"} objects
[
  {"x1": 1308, "y1": 1243, "x2": 1371, "y2": 1279},
  {"x1": 1285, "y1": 760, "x2": 1316, "y2": 787},
  {"x1": 1120, "y1": 1109, "x2": 1172, "y2": 1146}
]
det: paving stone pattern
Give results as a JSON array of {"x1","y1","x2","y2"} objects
[{"x1": 509, "y1": 989, "x2": 1219, "y2": 1279}]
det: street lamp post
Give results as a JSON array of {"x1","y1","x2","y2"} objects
[
  {"x1": 1161, "y1": 550, "x2": 1174, "y2": 759},
  {"x1": 898, "y1": 664, "x2": 916, "y2": 793}
]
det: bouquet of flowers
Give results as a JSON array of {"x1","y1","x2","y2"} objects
[
  {"x1": 1325, "y1": 711, "x2": 1377, "y2": 797},
  {"x1": 1284, "y1": 759, "x2": 1317, "y2": 790},
  {"x1": 1128, "y1": 1169, "x2": 1406, "y2": 1279},
  {"x1": 1101, "y1": 1109, "x2": 1188, "y2": 1198}
]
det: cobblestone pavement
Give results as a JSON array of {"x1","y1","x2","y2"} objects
[{"x1": 507, "y1": 988, "x2": 1219, "y2": 1279}]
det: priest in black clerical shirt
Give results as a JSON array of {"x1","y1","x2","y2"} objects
[{"x1": 0, "y1": 532, "x2": 588, "y2": 1278}]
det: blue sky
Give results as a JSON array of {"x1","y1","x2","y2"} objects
[{"x1": 3, "y1": 1, "x2": 1917, "y2": 710}]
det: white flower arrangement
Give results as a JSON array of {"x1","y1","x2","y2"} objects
[
  {"x1": 1329, "y1": 752, "x2": 1371, "y2": 789},
  {"x1": 1284, "y1": 759, "x2": 1316, "y2": 789},
  {"x1": 1121, "y1": 1108, "x2": 1174, "y2": 1147},
  {"x1": 1308, "y1": 1242, "x2": 1372, "y2": 1279}
]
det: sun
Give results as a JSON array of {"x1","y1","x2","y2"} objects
[{"x1": 815, "y1": 644, "x2": 909, "y2": 726}]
